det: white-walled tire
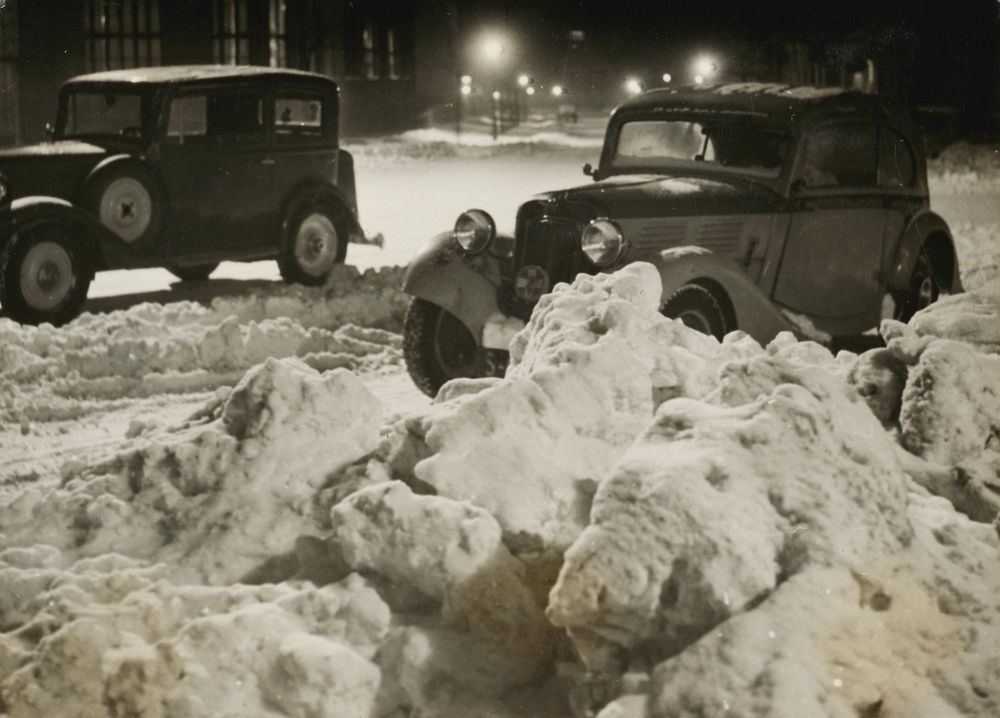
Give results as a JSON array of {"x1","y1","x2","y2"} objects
[
  {"x1": 0, "y1": 224, "x2": 91, "y2": 326},
  {"x1": 278, "y1": 204, "x2": 347, "y2": 286}
]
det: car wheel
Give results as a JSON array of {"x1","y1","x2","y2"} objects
[
  {"x1": 0, "y1": 223, "x2": 91, "y2": 326},
  {"x1": 167, "y1": 263, "x2": 219, "y2": 282},
  {"x1": 84, "y1": 162, "x2": 164, "y2": 248},
  {"x1": 403, "y1": 298, "x2": 481, "y2": 397},
  {"x1": 278, "y1": 204, "x2": 347, "y2": 286},
  {"x1": 895, "y1": 248, "x2": 940, "y2": 322},
  {"x1": 661, "y1": 284, "x2": 729, "y2": 340}
]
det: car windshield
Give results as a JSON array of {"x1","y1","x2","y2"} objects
[
  {"x1": 60, "y1": 89, "x2": 149, "y2": 141},
  {"x1": 610, "y1": 118, "x2": 789, "y2": 178}
]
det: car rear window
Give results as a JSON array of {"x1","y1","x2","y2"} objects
[
  {"x1": 275, "y1": 97, "x2": 324, "y2": 143},
  {"x1": 612, "y1": 119, "x2": 788, "y2": 178},
  {"x1": 63, "y1": 91, "x2": 147, "y2": 139}
]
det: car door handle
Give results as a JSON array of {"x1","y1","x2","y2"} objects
[{"x1": 260, "y1": 158, "x2": 275, "y2": 166}]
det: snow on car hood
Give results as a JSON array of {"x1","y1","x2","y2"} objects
[
  {"x1": 0, "y1": 139, "x2": 108, "y2": 158},
  {"x1": 539, "y1": 173, "x2": 780, "y2": 218}
]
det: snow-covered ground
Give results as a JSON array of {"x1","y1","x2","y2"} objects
[{"x1": 1, "y1": 134, "x2": 998, "y2": 718}]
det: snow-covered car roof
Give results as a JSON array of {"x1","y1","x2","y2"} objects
[
  {"x1": 617, "y1": 82, "x2": 906, "y2": 126},
  {"x1": 63, "y1": 64, "x2": 336, "y2": 89}
]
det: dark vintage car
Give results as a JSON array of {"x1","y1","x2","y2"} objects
[
  {"x1": 0, "y1": 65, "x2": 375, "y2": 325},
  {"x1": 402, "y1": 82, "x2": 961, "y2": 396}
]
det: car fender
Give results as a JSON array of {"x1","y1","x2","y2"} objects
[
  {"x1": 650, "y1": 247, "x2": 794, "y2": 343},
  {"x1": 403, "y1": 230, "x2": 506, "y2": 343},
  {"x1": 1, "y1": 196, "x2": 139, "y2": 272},
  {"x1": 888, "y1": 210, "x2": 962, "y2": 293},
  {"x1": 83, "y1": 154, "x2": 137, "y2": 186},
  {"x1": 280, "y1": 179, "x2": 365, "y2": 242}
]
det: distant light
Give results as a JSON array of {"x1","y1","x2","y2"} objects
[
  {"x1": 662, "y1": 73, "x2": 672, "y2": 83},
  {"x1": 551, "y1": 85, "x2": 564, "y2": 97},
  {"x1": 625, "y1": 78, "x2": 643, "y2": 95},
  {"x1": 492, "y1": 90, "x2": 501, "y2": 100},
  {"x1": 460, "y1": 85, "x2": 472, "y2": 96},
  {"x1": 526, "y1": 86, "x2": 536, "y2": 96},
  {"x1": 460, "y1": 74, "x2": 472, "y2": 86},
  {"x1": 518, "y1": 74, "x2": 530, "y2": 87},
  {"x1": 693, "y1": 56, "x2": 718, "y2": 78},
  {"x1": 483, "y1": 38, "x2": 505, "y2": 62},
  {"x1": 694, "y1": 74, "x2": 704, "y2": 85}
]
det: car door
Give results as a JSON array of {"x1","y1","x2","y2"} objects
[
  {"x1": 156, "y1": 83, "x2": 274, "y2": 258},
  {"x1": 772, "y1": 121, "x2": 888, "y2": 325},
  {"x1": 268, "y1": 86, "x2": 339, "y2": 243}
]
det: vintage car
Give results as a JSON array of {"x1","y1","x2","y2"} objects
[
  {"x1": 0, "y1": 65, "x2": 374, "y2": 325},
  {"x1": 402, "y1": 83, "x2": 961, "y2": 396}
]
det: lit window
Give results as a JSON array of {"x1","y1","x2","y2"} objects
[
  {"x1": 84, "y1": 0, "x2": 161, "y2": 71},
  {"x1": 213, "y1": 0, "x2": 250, "y2": 65},
  {"x1": 268, "y1": 0, "x2": 287, "y2": 68}
]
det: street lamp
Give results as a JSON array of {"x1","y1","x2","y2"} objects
[
  {"x1": 518, "y1": 74, "x2": 530, "y2": 87},
  {"x1": 551, "y1": 84, "x2": 564, "y2": 97},
  {"x1": 491, "y1": 90, "x2": 502, "y2": 140},
  {"x1": 483, "y1": 37, "x2": 505, "y2": 62},
  {"x1": 693, "y1": 55, "x2": 718, "y2": 82},
  {"x1": 461, "y1": 74, "x2": 472, "y2": 86},
  {"x1": 526, "y1": 86, "x2": 536, "y2": 96},
  {"x1": 662, "y1": 73, "x2": 672, "y2": 83},
  {"x1": 694, "y1": 74, "x2": 705, "y2": 85},
  {"x1": 625, "y1": 77, "x2": 644, "y2": 95},
  {"x1": 460, "y1": 84, "x2": 472, "y2": 96}
]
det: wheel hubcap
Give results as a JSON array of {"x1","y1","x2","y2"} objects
[
  {"x1": 434, "y1": 310, "x2": 478, "y2": 378},
  {"x1": 294, "y1": 213, "x2": 339, "y2": 276},
  {"x1": 99, "y1": 178, "x2": 152, "y2": 242},
  {"x1": 20, "y1": 241, "x2": 74, "y2": 310}
]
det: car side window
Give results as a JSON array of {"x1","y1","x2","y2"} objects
[
  {"x1": 275, "y1": 97, "x2": 324, "y2": 143},
  {"x1": 879, "y1": 126, "x2": 916, "y2": 189},
  {"x1": 165, "y1": 89, "x2": 265, "y2": 144},
  {"x1": 800, "y1": 123, "x2": 878, "y2": 188}
]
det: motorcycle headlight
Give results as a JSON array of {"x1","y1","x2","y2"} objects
[
  {"x1": 581, "y1": 218, "x2": 624, "y2": 266},
  {"x1": 453, "y1": 209, "x2": 495, "y2": 254}
]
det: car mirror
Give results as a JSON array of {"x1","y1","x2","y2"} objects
[{"x1": 583, "y1": 162, "x2": 598, "y2": 179}]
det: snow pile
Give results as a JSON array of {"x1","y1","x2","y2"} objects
[
  {"x1": 951, "y1": 222, "x2": 1000, "y2": 293},
  {"x1": 0, "y1": 551, "x2": 389, "y2": 718},
  {"x1": 381, "y1": 264, "x2": 762, "y2": 552},
  {"x1": 2, "y1": 262, "x2": 998, "y2": 718},
  {"x1": 928, "y1": 142, "x2": 1000, "y2": 195},
  {"x1": 0, "y1": 359, "x2": 382, "y2": 584},
  {"x1": 0, "y1": 265, "x2": 407, "y2": 422}
]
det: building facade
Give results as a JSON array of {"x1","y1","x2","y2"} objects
[{"x1": 0, "y1": 0, "x2": 453, "y2": 145}]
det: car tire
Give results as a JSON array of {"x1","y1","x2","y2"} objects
[
  {"x1": 278, "y1": 203, "x2": 347, "y2": 286},
  {"x1": 403, "y1": 298, "x2": 481, "y2": 397},
  {"x1": 661, "y1": 284, "x2": 729, "y2": 340},
  {"x1": 83, "y1": 161, "x2": 165, "y2": 249},
  {"x1": 0, "y1": 223, "x2": 91, "y2": 326},
  {"x1": 167, "y1": 263, "x2": 219, "y2": 282},
  {"x1": 895, "y1": 247, "x2": 939, "y2": 322}
]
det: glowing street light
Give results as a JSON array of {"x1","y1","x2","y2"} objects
[
  {"x1": 526, "y1": 86, "x2": 536, "y2": 96},
  {"x1": 482, "y1": 37, "x2": 505, "y2": 62},
  {"x1": 518, "y1": 74, "x2": 530, "y2": 87},
  {"x1": 693, "y1": 55, "x2": 718, "y2": 81},
  {"x1": 460, "y1": 84, "x2": 472, "y2": 96},
  {"x1": 551, "y1": 84, "x2": 564, "y2": 97},
  {"x1": 694, "y1": 74, "x2": 705, "y2": 85},
  {"x1": 625, "y1": 77, "x2": 644, "y2": 95},
  {"x1": 460, "y1": 74, "x2": 472, "y2": 86},
  {"x1": 492, "y1": 90, "x2": 501, "y2": 100},
  {"x1": 662, "y1": 73, "x2": 672, "y2": 83}
]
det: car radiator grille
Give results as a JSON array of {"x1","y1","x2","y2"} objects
[{"x1": 499, "y1": 218, "x2": 582, "y2": 320}]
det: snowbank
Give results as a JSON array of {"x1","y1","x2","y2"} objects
[
  {"x1": 0, "y1": 265, "x2": 407, "y2": 422},
  {"x1": 0, "y1": 359, "x2": 382, "y2": 584},
  {"x1": 928, "y1": 142, "x2": 1000, "y2": 196}
]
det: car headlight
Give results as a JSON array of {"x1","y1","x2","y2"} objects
[
  {"x1": 581, "y1": 218, "x2": 624, "y2": 266},
  {"x1": 453, "y1": 209, "x2": 495, "y2": 254}
]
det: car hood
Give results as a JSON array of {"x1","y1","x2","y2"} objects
[
  {"x1": 0, "y1": 140, "x2": 109, "y2": 159},
  {"x1": 537, "y1": 173, "x2": 781, "y2": 218}
]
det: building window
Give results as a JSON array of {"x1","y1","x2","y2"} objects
[
  {"x1": 346, "y1": 20, "x2": 407, "y2": 80},
  {"x1": 83, "y1": 0, "x2": 161, "y2": 72},
  {"x1": 0, "y1": 0, "x2": 19, "y2": 144},
  {"x1": 268, "y1": 0, "x2": 286, "y2": 67},
  {"x1": 213, "y1": 0, "x2": 250, "y2": 65}
]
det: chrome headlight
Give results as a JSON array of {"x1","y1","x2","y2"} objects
[
  {"x1": 581, "y1": 218, "x2": 624, "y2": 266},
  {"x1": 453, "y1": 209, "x2": 495, "y2": 254}
]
